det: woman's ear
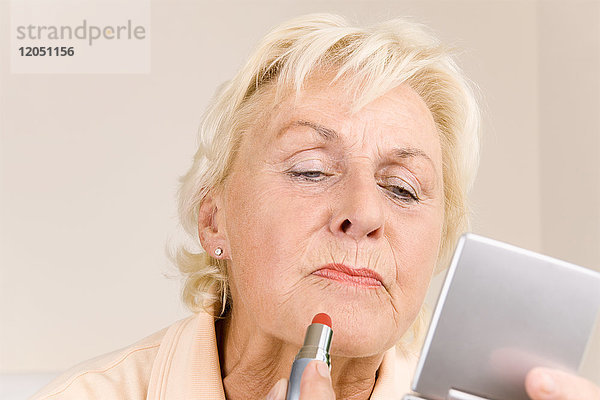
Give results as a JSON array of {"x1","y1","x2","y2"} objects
[{"x1": 197, "y1": 193, "x2": 229, "y2": 259}]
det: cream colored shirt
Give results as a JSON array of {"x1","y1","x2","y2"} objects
[{"x1": 31, "y1": 311, "x2": 418, "y2": 399}]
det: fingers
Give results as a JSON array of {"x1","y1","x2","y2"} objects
[
  {"x1": 525, "y1": 367, "x2": 600, "y2": 400},
  {"x1": 299, "y1": 360, "x2": 336, "y2": 400},
  {"x1": 265, "y1": 361, "x2": 335, "y2": 400},
  {"x1": 265, "y1": 378, "x2": 288, "y2": 400}
]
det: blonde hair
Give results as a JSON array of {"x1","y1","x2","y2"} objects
[{"x1": 169, "y1": 14, "x2": 480, "y2": 340}]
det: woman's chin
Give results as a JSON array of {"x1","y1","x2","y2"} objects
[
  {"x1": 268, "y1": 280, "x2": 414, "y2": 356},
  {"x1": 301, "y1": 304, "x2": 406, "y2": 358}
]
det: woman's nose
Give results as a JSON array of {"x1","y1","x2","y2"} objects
[{"x1": 329, "y1": 172, "x2": 385, "y2": 241}]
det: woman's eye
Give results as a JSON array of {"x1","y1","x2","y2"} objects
[
  {"x1": 381, "y1": 184, "x2": 419, "y2": 203},
  {"x1": 288, "y1": 170, "x2": 328, "y2": 181}
]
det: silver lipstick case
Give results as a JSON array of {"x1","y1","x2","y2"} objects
[{"x1": 285, "y1": 322, "x2": 333, "y2": 400}]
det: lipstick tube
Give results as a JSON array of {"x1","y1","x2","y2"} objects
[{"x1": 285, "y1": 313, "x2": 333, "y2": 400}]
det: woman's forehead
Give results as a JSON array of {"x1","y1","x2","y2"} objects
[{"x1": 258, "y1": 81, "x2": 440, "y2": 152}]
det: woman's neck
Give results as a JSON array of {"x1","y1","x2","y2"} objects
[{"x1": 215, "y1": 311, "x2": 385, "y2": 400}]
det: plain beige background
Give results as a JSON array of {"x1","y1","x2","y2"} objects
[{"x1": 1, "y1": 0, "x2": 599, "y2": 387}]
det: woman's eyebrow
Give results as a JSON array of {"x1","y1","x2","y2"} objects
[
  {"x1": 391, "y1": 147, "x2": 434, "y2": 166},
  {"x1": 277, "y1": 120, "x2": 339, "y2": 140},
  {"x1": 390, "y1": 147, "x2": 439, "y2": 178},
  {"x1": 277, "y1": 120, "x2": 437, "y2": 173}
]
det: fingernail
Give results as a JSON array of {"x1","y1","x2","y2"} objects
[
  {"x1": 315, "y1": 361, "x2": 330, "y2": 379},
  {"x1": 538, "y1": 372, "x2": 556, "y2": 396},
  {"x1": 266, "y1": 378, "x2": 287, "y2": 400}
]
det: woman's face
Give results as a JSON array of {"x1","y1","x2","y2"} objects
[{"x1": 218, "y1": 77, "x2": 444, "y2": 356}]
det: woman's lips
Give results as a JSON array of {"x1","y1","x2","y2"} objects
[{"x1": 312, "y1": 263, "x2": 383, "y2": 288}]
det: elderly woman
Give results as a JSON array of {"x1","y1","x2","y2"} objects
[{"x1": 33, "y1": 14, "x2": 599, "y2": 400}]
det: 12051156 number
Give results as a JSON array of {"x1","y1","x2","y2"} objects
[{"x1": 19, "y1": 47, "x2": 75, "y2": 56}]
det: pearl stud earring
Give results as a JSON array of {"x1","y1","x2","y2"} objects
[{"x1": 214, "y1": 247, "x2": 223, "y2": 257}]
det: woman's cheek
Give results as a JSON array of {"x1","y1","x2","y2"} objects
[
  {"x1": 228, "y1": 184, "x2": 318, "y2": 272},
  {"x1": 389, "y1": 214, "x2": 441, "y2": 295}
]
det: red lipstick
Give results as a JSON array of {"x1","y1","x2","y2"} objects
[
  {"x1": 311, "y1": 312, "x2": 332, "y2": 327},
  {"x1": 312, "y1": 263, "x2": 383, "y2": 287},
  {"x1": 286, "y1": 313, "x2": 333, "y2": 400}
]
